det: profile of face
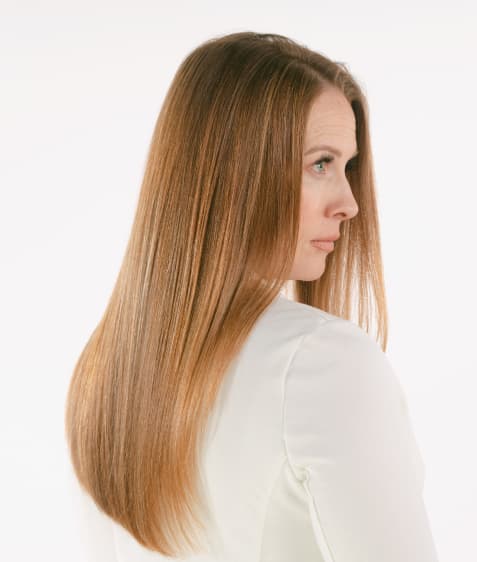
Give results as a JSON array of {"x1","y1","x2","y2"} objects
[{"x1": 288, "y1": 87, "x2": 360, "y2": 281}]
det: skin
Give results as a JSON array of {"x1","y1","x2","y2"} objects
[{"x1": 288, "y1": 86, "x2": 360, "y2": 281}]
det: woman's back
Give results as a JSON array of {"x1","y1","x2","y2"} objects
[{"x1": 75, "y1": 292, "x2": 439, "y2": 561}]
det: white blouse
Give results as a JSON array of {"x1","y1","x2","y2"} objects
[{"x1": 72, "y1": 292, "x2": 440, "y2": 561}]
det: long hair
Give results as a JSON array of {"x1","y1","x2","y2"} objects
[{"x1": 64, "y1": 31, "x2": 388, "y2": 557}]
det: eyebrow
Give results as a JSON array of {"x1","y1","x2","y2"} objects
[{"x1": 304, "y1": 144, "x2": 359, "y2": 158}]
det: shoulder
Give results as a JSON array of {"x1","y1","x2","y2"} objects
[
  {"x1": 282, "y1": 309, "x2": 426, "y2": 494},
  {"x1": 268, "y1": 293, "x2": 341, "y2": 327},
  {"x1": 281, "y1": 306, "x2": 423, "y2": 475},
  {"x1": 257, "y1": 293, "x2": 345, "y2": 350},
  {"x1": 283, "y1": 303, "x2": 399, "y2": 402},
  {"x1": 258, "y1": 294, "x2": 408, "y2": 417},
  {"x1": 269, "y1": 295, "x2": 390, "y2": 380},
  {"x1": 282, "y1": 300, "x2": 412, "y2": 439},
  {"x1": 263, "y1": 294, "x2": 409, "y2": 421}
]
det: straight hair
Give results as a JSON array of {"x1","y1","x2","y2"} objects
[{"x1": 65, "y1": 31, "x2": 388, "y2": 557}]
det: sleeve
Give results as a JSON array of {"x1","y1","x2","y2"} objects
[{"x1": 283, "y1": 318, "x2": 440, "y2": 562}]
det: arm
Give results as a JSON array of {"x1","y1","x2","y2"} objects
[{"x1": 283, "y1": 318, "x2": 440, "y2": 562}]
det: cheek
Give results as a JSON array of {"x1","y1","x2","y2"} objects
[{"x1": 299, "y1": 190, "x2": 318, "y2": 236}]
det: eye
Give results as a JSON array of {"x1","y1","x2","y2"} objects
[
  {"x1": 312, "y1": 155, "x2": 334, "y2": 174},
  {"x1": 312, "y1": 153, "x2": 358, "y2": 175}
]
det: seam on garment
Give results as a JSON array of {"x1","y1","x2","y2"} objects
[
  {"x1": 281, "y1": 317, "x2": 343, "y2": 562},
  {"x1": 280, "y1": 316, "x2": 338, "y2": 480},
  {"x1": 256, "y1": 453, "x2": 289, "y2": 562},
  {"x1": 301, "y1": 474, "x2": 336, "y2": 562}
]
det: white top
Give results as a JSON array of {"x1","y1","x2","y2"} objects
[{"x1": 72, "y1": 292, "x2": 440, "y2": 561}]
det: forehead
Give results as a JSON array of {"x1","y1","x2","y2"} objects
[{"x1": 305, "y1": 88, "x2": 357, "y2": 150}]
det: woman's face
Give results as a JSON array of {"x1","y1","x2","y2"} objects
[{"x1": 288, "y1": 87, "x2": 360, "y2": 281}]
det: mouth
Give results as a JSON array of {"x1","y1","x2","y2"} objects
[{"x1": 311, "y1": 240, "x2": 334, "y2": 252}]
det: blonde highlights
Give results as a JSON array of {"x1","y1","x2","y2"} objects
[{"x1": 65, "y1": 31, "x2": 388, "y2": 557}]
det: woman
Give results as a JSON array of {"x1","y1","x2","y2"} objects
[{"x1": 65, "y1": 31, "x2": 440, "y2": 561}]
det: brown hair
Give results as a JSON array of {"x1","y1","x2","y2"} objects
[{"x1": 64, "y1": 31, "x2": 388, "y2": 557}]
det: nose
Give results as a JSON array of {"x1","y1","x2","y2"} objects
[{"x1": 336, "y1": 176, "x2": 359, "y2": 221}]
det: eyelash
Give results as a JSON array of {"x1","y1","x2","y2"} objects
[{"x1": 312, "y1": 153, "x2": 357, "y2": 175}]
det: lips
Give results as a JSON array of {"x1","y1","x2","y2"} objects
[
  {"x1": 312, "y1": 235, "x2": 340, "y2": 242},
  {"x1": 311, "y1": 240, "x2": 334, "y2": 251}
]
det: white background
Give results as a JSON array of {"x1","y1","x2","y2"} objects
[{"x1": 1, "y1": 1, "x2": 475, "y2": 560}]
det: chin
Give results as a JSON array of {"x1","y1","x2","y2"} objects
[{"x1": 293, "y1": 268, "x2": 325, "y2": 282}]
